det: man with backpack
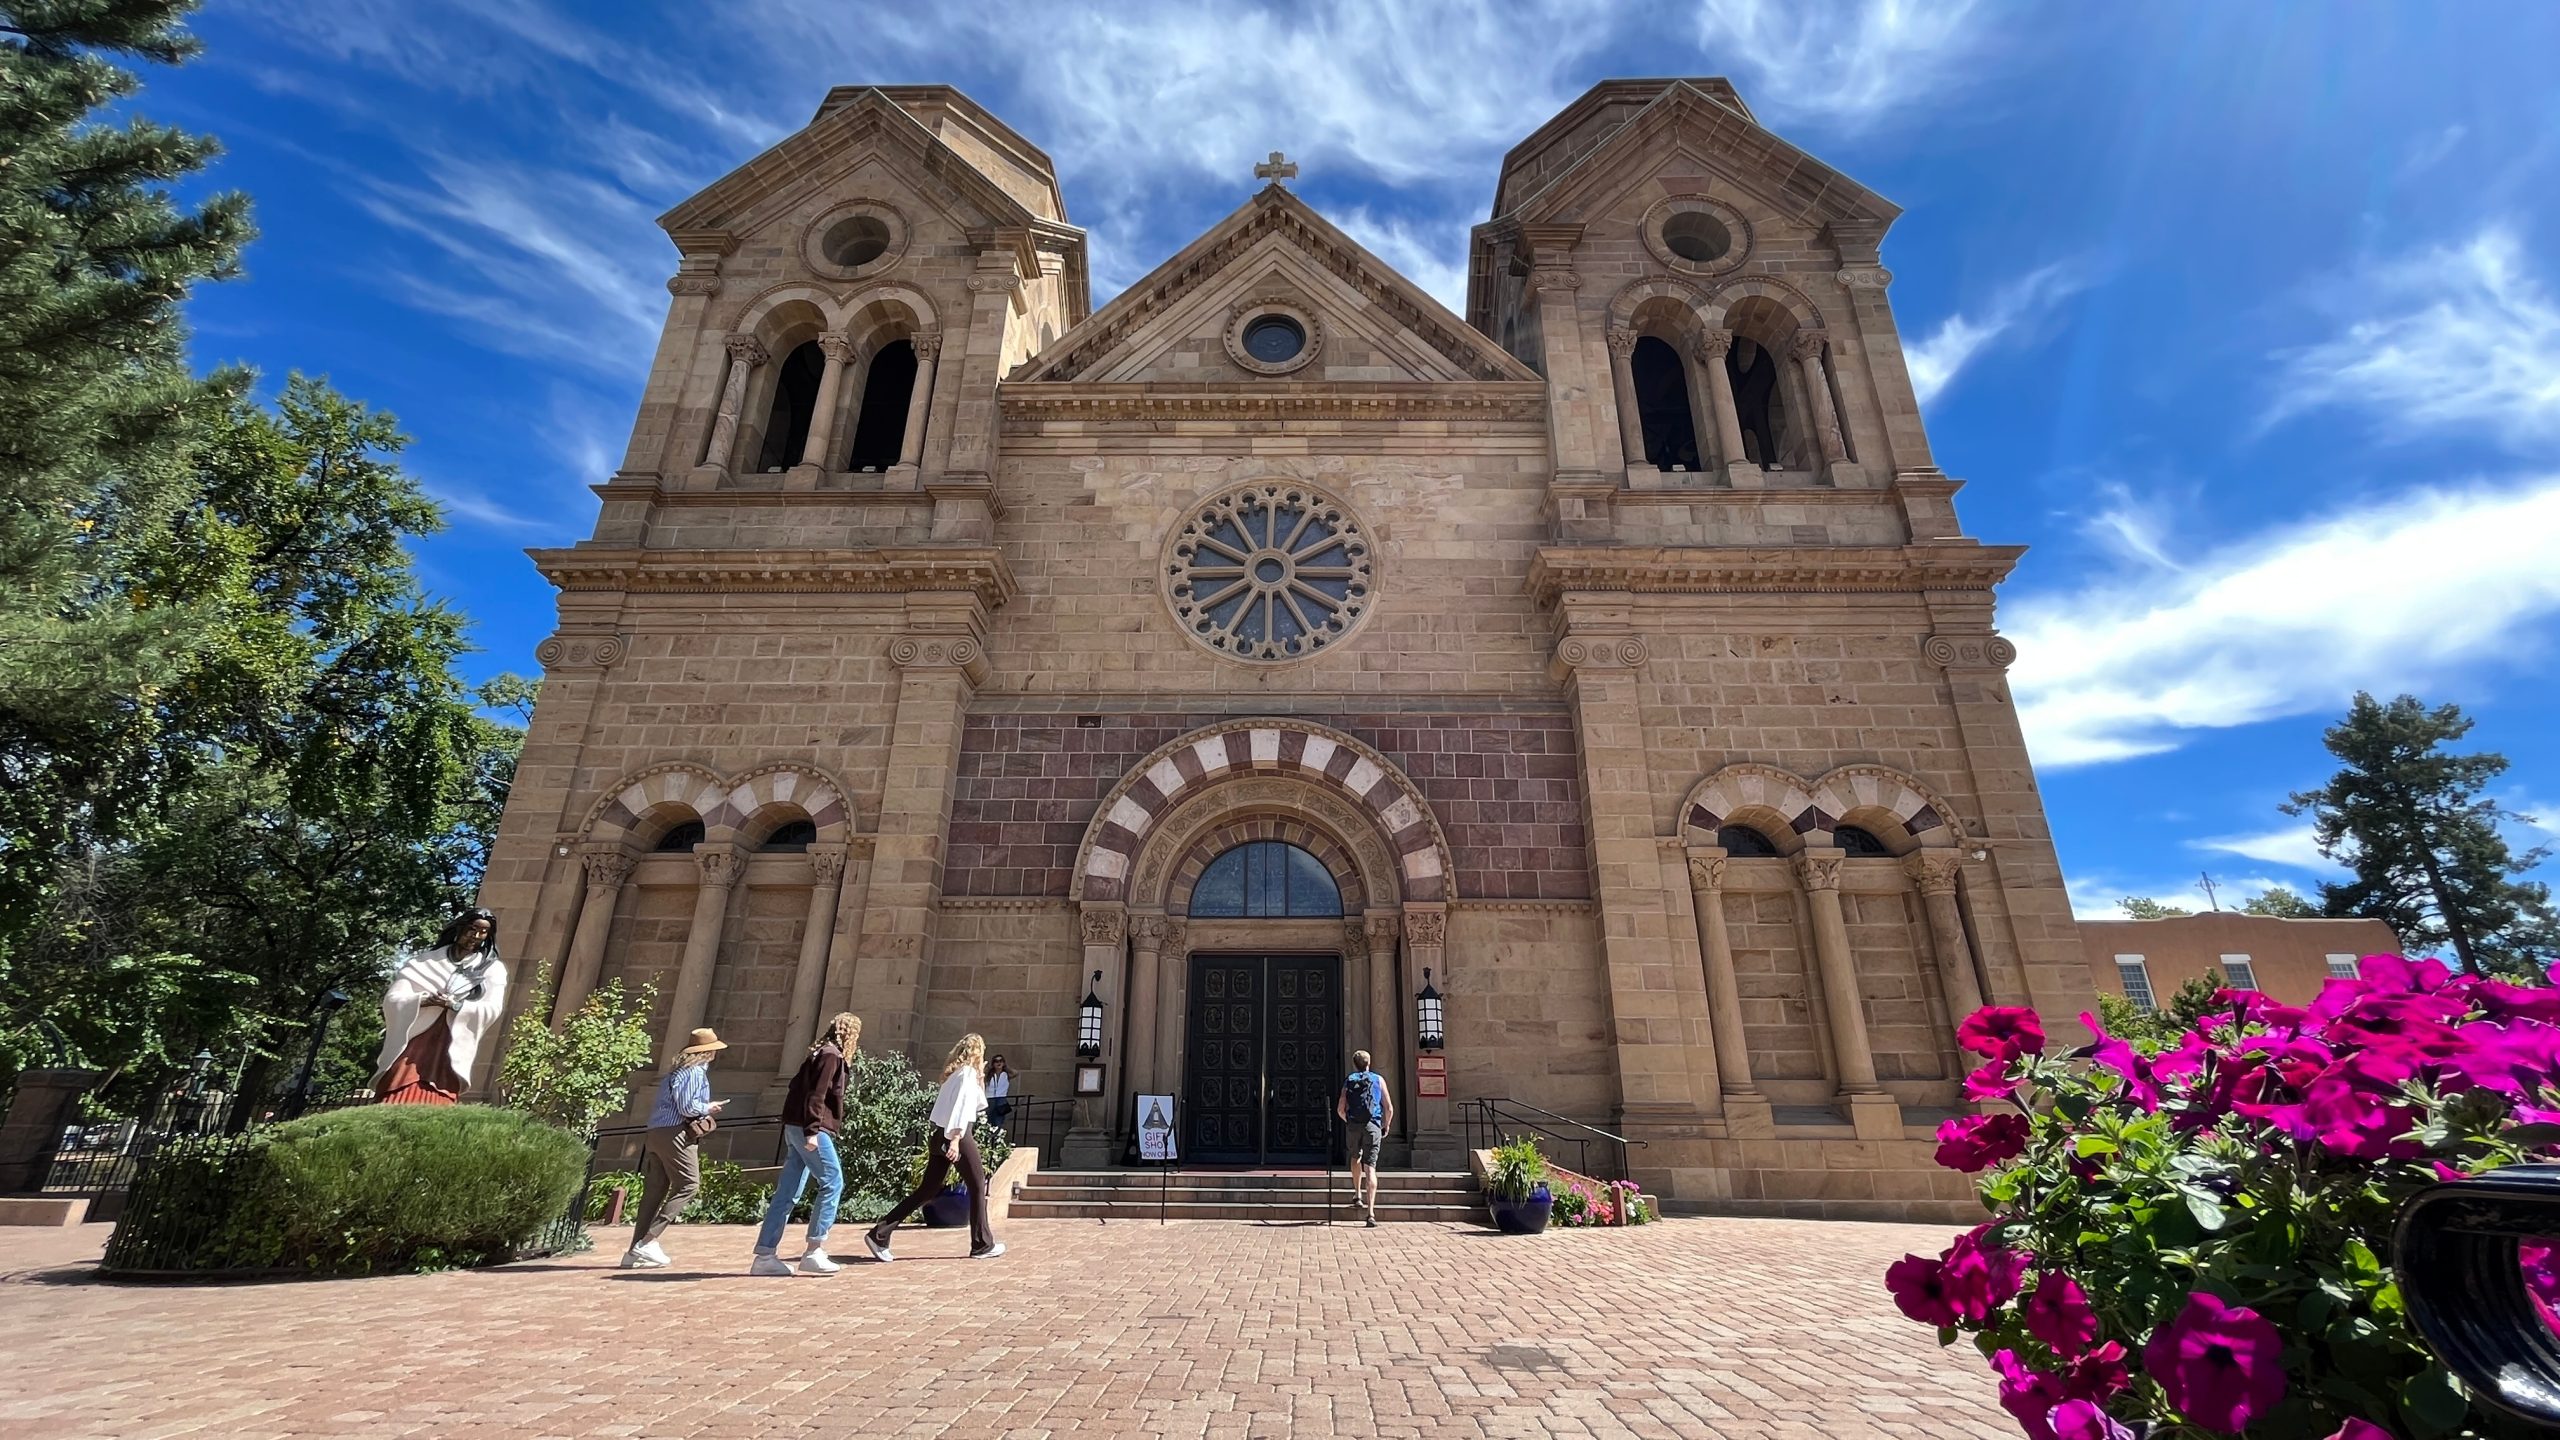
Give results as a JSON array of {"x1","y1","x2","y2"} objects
[{"x1": 1335, "y1": 1050, "x2": 1395, "y2": 1226}]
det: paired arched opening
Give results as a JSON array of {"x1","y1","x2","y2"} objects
[
  {"x1": 1607, "y1": 277, "x2": 1853, "y2": 479},
  {"x1": 1721, "y1": 296, "x2": 1801, "y2": 472},
  {"x1": 754, "y1": 340, "x2": 827, "y2": 473},
  {"x1": 844, "y1": 338, "x2": 916, "y2": 469},
  {"x1": 716, "y1": 285, "x2": 939, "y2": 478},
  {"x1": 1630, "y1": 336, "x2": 1703, "y2": 470}
]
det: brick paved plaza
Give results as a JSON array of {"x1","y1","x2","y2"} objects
[{"x1": 0, "y1": 1216, "x2": 2012, "y2": 1438}]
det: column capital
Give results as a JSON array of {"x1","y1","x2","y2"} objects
[
  {"x1": 1604, "y1": 326, "x2": 1640, "y2": 357},
  {"x1": 1923, "y1": 632, "x2": 2018, "y2": 671},
  {"x1": 809, "y1": 846, "x2": 848, "y2": 884},
  {"x1": 1345, "y1": 918, "x2": 1375, "y2": 956},
  {"x1": 580, "y1": 850, "x2": 634, "y2": 889},
  {"x1": 724, "y1": 334, "x2": 769, "y2": 366},
  {"x1": 1080, "y1": 903, "x2": 1128, "y2": 947},
  {"x1": 1683, "y1": 846, "x2": 1729, "y2": 892},
  {"x1": 668, "y1": 274, "x2": 721, "y2": 297},
  {"x1": 1904, "y1": 850, "x2": 1963, "y2": 895},
  {"x1": 1404, "y1": 908, "x2": 1447, "y2": 949},
  {"x1": 911, "y1": 331, "x2": 944, "y2": 362},
  {"x1": 1527, "y1": 264, "x2": 1583, "y2": 294},
  {"x1": 1791, "y1": 847, "x2": 1845, "y2": 892},
  {"x1": 1551, "y1": 632, "x2": 1650, "y2": 672},
  {"x1": 1129, "y1": 913, "x2": 1168, "y2": 948},
  {"x1": 1695, "y1": 327, "x2": 1736, "y2": 361},
  {"x1": 887, "y1": 633, "x2": 990, "y2": 685},
  {"x1": 1364, "y1": 912, "x2": 1401, "y2": 947},
  {"x1": 1787, "y1": 330, "x2": 1827, "y2": 362},
  {"x1": 817, "y1": 331, "x2": 858, "y2": 364},
  {"x1": 694, "y1": 843, "x2": 743, "y2": 888}
]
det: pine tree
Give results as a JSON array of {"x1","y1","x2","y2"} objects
[
  {"x1": 2284, "y1": 692, "x2": 2559, "y2": 976},
  {"x1": 2239, "y1": 886, "x2": 2317, "y2": 919},
  {"x1": 0, "y1": 1, "x2": 253, "y2": 921}
]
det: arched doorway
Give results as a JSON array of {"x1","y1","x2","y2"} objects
[{"x1": 1182, "y1": 841, "x2": 1343, "y2": 1163}]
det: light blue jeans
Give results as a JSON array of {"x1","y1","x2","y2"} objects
[{"x1": 755, "y1": 1126, "x2": 843, "y2": 1253}]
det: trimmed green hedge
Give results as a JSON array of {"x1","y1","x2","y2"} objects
[{"x1": 105, "y1": 1104, "x2": 590, "y2": 1276}]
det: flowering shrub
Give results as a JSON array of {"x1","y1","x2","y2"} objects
[{"x1": 1887, "y1": 956, "x2": 2560, "y2": 1439}]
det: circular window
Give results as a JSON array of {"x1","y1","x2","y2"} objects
[
  {"x1": 1642, "y1": 196, "x2": 1751, "y2": 276},
  {"x1": 1661, "y1": 211, "x2": 1731, "y2": 265},
  {"x1": 822, "y1": 215, "x2": 889, "y2": 268},
  {"x1": 1222, "y1": 301, "x2": 1323, "y2": 375},
  {"x1": 1163, "y1": 482, "x2": 1374, "y2": 662},
  {"x1": 1241, "y1": 314, "x2": 1306, "y2": 365}
]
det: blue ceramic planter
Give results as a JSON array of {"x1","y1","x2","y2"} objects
[
  {"x1": 921, "y1": 1184, "x2": 972, "y2": 1228},
  {"x1": 1487, "y1": 1183, "x2": 1553, "y2": 1234}
]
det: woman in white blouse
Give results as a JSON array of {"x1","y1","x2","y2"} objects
[{"x1": 863, "y1": 1033, "x2": 1002, "y2": 1261}]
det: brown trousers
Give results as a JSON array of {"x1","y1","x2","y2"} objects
[
  {"x1": 630, "y1": 1125, "x2": 700, "y2": 1247},
  {"x1": 871, "y1": 1131, "x2": 995, "y2": 1251}
]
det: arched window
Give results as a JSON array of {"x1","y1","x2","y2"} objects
[
  {"x1": 1716, "y1": 825, "x2": 1780, "y2": 858},
  {"x1": 1724, "y1": 333, "x2": 1790, "y2": 469},
  {"x1": 1834, "y1": 825, "x2": 1892, "y2": 858},
  {"x1": 754, "y1": 340, "x2": 826, "y2": 472},
  {"x1": 1631, "y1": 336, "x2": 1703, "y2": 470},
  {"x1": 844, "y1": 338, "x2": 917, "y2": 470},
  {"x1": 758, "y1": 819, "x2": 816, "y2": 853},
  {"x1": 652, "y1": 819, "x2": 706, "y2": 853},
  {"x1": 1188, "y1": 841, "x2": 1341, "y2": 918}
]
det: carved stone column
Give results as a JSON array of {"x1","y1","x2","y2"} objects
[
  {"x1": 551, "y1": 850, "x2": 633, "y2": 1024},
  {"x1": 1155, "y1": 917, "x2": 1188, "y2": 1096},
  {"x1": 696, "y1": 334, "x2": 765, "y2": 477},
  {"x1": 897, "y1": 333, "x2": 940, "y2": 470},
  {"x1": 1403, "y1": 906, "x2": 1455, "y2": 1164},
  {"x1": 1698, "y1": 329, "x2": 1755, "y2": 487},
  {"x1": 774, "y1": 846, "x2": 850, "y2": 1082},
  {"x1": 660, "y1": 843, "x2": 740, "y2": 1064},
  {"x1": 1363, "y1": 913, "x2": 1400, "y2": 1100},
  {"x1": 848, "y1": 633, "x2": 985, "y2": 1057},
  {"x1": 1790, "y1": 331, "x2": 1850, "y2": 478},
  {"x1": 793, "y1": 332, "x2": 856, "y2": 475},
  {"x1": 1604, "y1": 327, "x2": 1647, "y2": 469},
  {"x1": 1064, "y1": 903, "x2": 1126, "y2": 1166},
  {"x1": 1906, "y1": 851, "x2": 1985, "y2": 1023},
  {"x1": 1683, "y1": 847, "x2": 1771, "y2": 1136},
  {"x1": 1792, "y1": 847, "x2": 1901, "y2": 1138},
  {"x1": 1125, "y1": 913, "x2": 1168, "y2": 1108}
]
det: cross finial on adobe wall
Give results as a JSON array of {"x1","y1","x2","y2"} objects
[{"x1": 1254, "y1": 151, "x2": 1298, "y2": 184}]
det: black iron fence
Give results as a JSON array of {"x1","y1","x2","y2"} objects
[
  {"x1": 1003, "y1": 1096, "x2": 1073, "y2": 1162},
  {"x1": 1457, "y1": 1098, "x2": 1645, "y2": 1181}
]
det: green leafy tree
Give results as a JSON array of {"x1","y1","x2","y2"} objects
[
  {"x1": 494, "y1": 970, "x2": 657, "y2": 1139},
  {"x1": 2117, "y1": 896, "x2": 2192, "y2": 920},
  {"x1": 2285, "y1": 692, "x2": 2559, "y2": 976},
  {"x1": 2240, "y1": 885, "x2": 2318, "y2": 918},
  {"x1": 0, "y1": 0, "x2": 252, "y2": 935}
]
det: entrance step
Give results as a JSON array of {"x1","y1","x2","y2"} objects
[{"x1": 1011, "y1": 1169, "x2": 1484, "y2": 1223}]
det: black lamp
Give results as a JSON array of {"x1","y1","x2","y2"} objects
[
  {"x1": 1077, "y1": 970, "x2": 1105, "y2": 1060},
  {"x1": 1416, "y1": 968, "x2": 1445, "y2": 1052}
]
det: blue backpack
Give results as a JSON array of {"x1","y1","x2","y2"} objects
[{"x1": 1342, "y1": 1070, "x2": 1383, "y2": 1126}]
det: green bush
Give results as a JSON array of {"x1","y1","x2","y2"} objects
[
  {"x1": 1486, "y1": 1136, "x2": 1548, "y2": 1201},
  {"x1": 838, "y1": 1050, "x2": 1012, "y2": 1221},
  {"x1": 105, "y1": 1104, "x2": 590, "y2": 1276},
  {"x1": 585, "y1": 1168, "x2": 643, "y2": 1221}
]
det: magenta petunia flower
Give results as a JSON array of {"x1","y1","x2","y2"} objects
[
  {"x1": 1965, "y1": 1060, "x2": 2021, "y2": 1102},
  {"x1": 2323, "y1": 1422, "x2": 2393, "y2": 1440},
  {"x1": 2446, "y1": 1020, "x2": 2560, "y2": 1096},
  {"x1": 2521, "y1": 1240, "x2": 2560, "y2": 1335},
  {"x1": 1960, "y1": 1006, "x2": 2048, "y2": 1062},
  {"x1": 2049, "y1": 1399, "x2": 2133, "y2": 1440},
  {"x1": 1936, "y1": 1111, "x2": 2032, "y2": 1172},
  {"x1": 1942, "y1": 1225, "x2": 2033, "y2": 1320},
  {"x1": 1886, "y1": 1252, "x2": 1962, "y2": 1326},
  {"x1": 2142, "y1": 1293, "x2": 2286, "y2": 1433},
  {"x1": 2076, "y1": 1011, "x2": 2159, "y2": 1110},
  {"x1": 1990, "y1": 1349, "x2": 2066, "y2": 1440},
  {"x1": 2022, "y1": 1271, "x2": 2100, "y2": 1355}
]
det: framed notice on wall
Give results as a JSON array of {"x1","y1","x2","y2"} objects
[
  {"x1": 1074, "y1": 1063, "x2": 1106, "y2": 1096},
  {"x1": 1416, "y1": 1054, "x2": 1448, "y2": 1098},
  {"x1": 1135, "y1": 1094, "x2": 1177, "y2": 1161}
]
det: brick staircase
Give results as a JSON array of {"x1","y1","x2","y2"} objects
[{"x1": 1008, "y1": 1168, "x2": 1485, "y2": 1223}]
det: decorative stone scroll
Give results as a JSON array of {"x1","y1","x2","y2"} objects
[
  {"x1": 1552, "y1": 634, "x2": 1649, "y2": 671},
  {"x1": 1923, "y1": 633, "x2": 2017, "y2": 670},
  {"x1": 535, "y1": 633, "x2": 626, "y2": 669}
]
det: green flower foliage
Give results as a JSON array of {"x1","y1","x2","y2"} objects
[{"x1": 494, "y1": 970, "x2": 657, "y2": 1139}]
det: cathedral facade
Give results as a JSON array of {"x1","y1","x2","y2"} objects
[{"x1": 481, "y1": 79, "x2": 2096, "y2": 1221}]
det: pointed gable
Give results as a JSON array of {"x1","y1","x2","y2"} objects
[{"x1": 1014, "y1": 186, "x2": 1537, "y2": 385}]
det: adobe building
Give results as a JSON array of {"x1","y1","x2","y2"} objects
[
  {"x1": 2083, "y1": 913, "x2": 2404, "y2": 1010},
  {"x1": 479, "y1": 79, "x2": 2099, "y2": 1221}
]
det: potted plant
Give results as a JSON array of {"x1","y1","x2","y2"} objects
[{"x1": 1484, "y1": 1136, "x2": 1553, "y2": 1234}]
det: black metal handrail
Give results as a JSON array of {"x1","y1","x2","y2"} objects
[
  {"x1": 1002, "y1": 1096, "x2": 1074, "y2": 1164},
  {"x1": 1458, "y1": 1097, "x2": 1646, "y2": 1182}
]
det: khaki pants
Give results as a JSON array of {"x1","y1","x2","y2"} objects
[{"x1": 631, "y1": 1125, "x2": 700, "y2": 1247}]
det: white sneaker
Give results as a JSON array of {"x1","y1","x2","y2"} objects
[
  {"x1": 863, "y1": 1229, "x2": 895, "y2": 1263},
  {"x1": 970, "y1": 1242, "x2": 1006, "y2": 1260},
  {"x1": 797, "y1": 1248, "x2": 840, "y2": 1274},
  {"x1": 637, "y1": 1240, "x2": 671, "y2": 1266},
  {"x1": 620, "y1": 1247, "x2": 668, "y2": 1269},
  {"x1": 749, "y1": 1253, "x2": 795, "y2": 1277}
]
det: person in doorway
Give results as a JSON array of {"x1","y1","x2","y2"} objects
[
  {"x1": 984, "y1": 1054, "x2": 1013, "y2": 1134},
  {"x1": 1336, "y1": 1049, "x2": 1395, "y2": 1227},
  {"x1": 621, "y1": 1028, "x2": 728, "y2": 1269},
  {"x1": 751, "y1": 1012, "x2": 859, "y2": 1276},
  {"x1": 372, "y1": 907, "x2": 508, "y2": 1104},
  {"x1": 863, "y1": 1033, "x2": 1001, "y2": 1261}
]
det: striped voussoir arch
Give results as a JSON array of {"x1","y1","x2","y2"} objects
[
  {"x1": 1076, "y1": 720, "x2": 1452, "y2": 905},
  {"x1": 582, "y1": 761, "x2": 853, "y2": 848},
  {"x1": 1679, "y1": 762, "x2": 1960, "y2": 849}
]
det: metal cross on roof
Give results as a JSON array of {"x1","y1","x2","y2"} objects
[{"x1": 1253, "y1": 151, "x2": 1299, "y2": 184}]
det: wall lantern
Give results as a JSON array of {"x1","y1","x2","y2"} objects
[
  {"x1": 1416, "y1": 968, "x2": 1445, "y2": 1052},
  {"x1": 1077, "y1": 970, "x2": 1106, "y2": 1060}
]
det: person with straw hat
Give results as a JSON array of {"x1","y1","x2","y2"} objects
[{"x1": 621, "y1": 1027, "x2": 729, "y2": 1269}]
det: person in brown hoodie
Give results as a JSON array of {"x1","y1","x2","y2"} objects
[{"x1": 750, "y1": 1012, "x2": 858, "y2": 1276}]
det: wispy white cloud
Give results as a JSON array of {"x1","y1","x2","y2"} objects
[
  {"x1": 2010, "y1": 475, "x2": 2560, "y2": 767},
  {"x1": 1905, "y1": 261, "x2": 2085, "y2": 405},
  {"x1": 2074, "y1": 478, "x2": 2186, "y2": 572},
  {"x1": 2194, "y1": 824, "x2": 2342, "y2": 874},
  {"x1": 424, "y1": 481, "x2": 546, "y2": 533},
  {"x1": 2267, "y1": 225, "x2": 2560, "y2": 448},
  {"x1": 1693, "y1": 0, "x2": 1991, "y2": 131},
  {"x1": 2397, "y1": 123, "x2": 2469, "y2": 181},
  {"x1": 1333, "y1": 206, "x2": 1470, "y2": 313}
]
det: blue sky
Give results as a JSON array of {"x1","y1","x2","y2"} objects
[{"x1": 137, "y1": 0, "x2": 2560, "y2": 917}]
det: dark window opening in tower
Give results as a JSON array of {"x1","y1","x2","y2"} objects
[
  {"x1": 1726, "y1": 335, "x2": 1785, "y2": 468},
  {"x1": 1716, "y1": 825, "x2": 1781, "y2": 858},
  {"x1": 1631, "y1": 336, "x2": 1703, "y2": 470},
  {"x1": 754, "y1": 340, "x2": 826, "y2": 472},
  {"x1": 845, "y1": 338, "x2": 918, "y2": 470}
]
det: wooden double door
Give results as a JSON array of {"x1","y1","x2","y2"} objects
[{"x1": 1183, "y1": 953, "x2": 1342, "y2": 1165}]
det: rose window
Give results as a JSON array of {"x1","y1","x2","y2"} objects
[{"x1": 1164, "y1": 483, "x2": 1374, "y2": 661}]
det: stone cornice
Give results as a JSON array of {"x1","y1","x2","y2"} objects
[
  {"x1": 999, "y1": 380, "x2": 1549, "y2": 426},
  {"x1": 1525, "y1": 543, "x2": 2023, "y2": 604},
  {"x1": 529, "y1": 545, "x2": 1017, "y2": 606}
]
